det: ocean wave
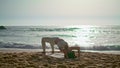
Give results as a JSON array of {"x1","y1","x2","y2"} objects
[
  {"x1": 36, "y1": 34, "x2": 77, "y2": 38},
  {"x1": 51, "y1": 35, "x2": 76, "y2": 37},
  {"x1": 29, "y1": 27, "x2": 79, "y2": 32},
  {"x1": 0, "y1": 42, "x2": 42, "y2": 49}
]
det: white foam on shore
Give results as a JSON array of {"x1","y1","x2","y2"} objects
[
  {"x1": 0, "y1": 48, "x2": 120, "y2": 55},
  {"x1": 0, "y1": 48, "x2": 40, "y2": 53},
  {"x1": 0, "y1": 48, "x2": 59, "y2": 53},
  {"x1": 81, "y1": 50, "x2": 120, "y2": 54}
]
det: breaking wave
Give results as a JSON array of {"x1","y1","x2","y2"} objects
[
  {"x1": 0, "y1": 42, "x2": 41, "y2": 49},
  {"x1": 29, "y1": 27, "x2": 79, "y2": 32}
]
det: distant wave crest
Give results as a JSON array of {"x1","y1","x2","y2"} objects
[
  {"x1": 0, "y1": 42, "x2": 41, "y2": 49},
  {"x1": 29, "y1": 27, "x2": 79, "y2": 31}
]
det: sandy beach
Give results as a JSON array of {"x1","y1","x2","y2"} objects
[{"x1": 0, "y1": 50, "x2": 120, "y2": 68}]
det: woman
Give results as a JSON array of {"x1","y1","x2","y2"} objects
[{"x1": 42, "y1": 37, "x2": 80, "y2": 58}]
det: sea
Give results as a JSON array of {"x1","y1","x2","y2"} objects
[{"x1": 0, "y1": 25, "x2": 120, "y2": 53}]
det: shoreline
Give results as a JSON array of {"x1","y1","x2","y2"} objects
[{"x1": 0, "y1": 48, "x2": 120, "y2": 54}]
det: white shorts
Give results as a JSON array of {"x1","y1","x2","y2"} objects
[{"x1": 57, "y1": 41, "x2": 68, "y2": 50}]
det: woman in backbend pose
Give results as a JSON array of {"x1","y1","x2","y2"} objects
[{"x1": 41, "y1": 37, "x2": 80, "y2": 58}]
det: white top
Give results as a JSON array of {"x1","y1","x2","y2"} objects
[{"x1": 57, "y1": 40, "x2": 68, "y2": 50}]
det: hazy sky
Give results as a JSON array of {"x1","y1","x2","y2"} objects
[{"x1": 0, "y1": 0, "x2": 120, "y2": 26}]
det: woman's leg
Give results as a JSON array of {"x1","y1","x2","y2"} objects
[
  {"x1": 41, "y1": 38, "x2": 46, "y2": 54},
  {"x1": 50, "y1": 43, "x2": 55, "y2": 54}
]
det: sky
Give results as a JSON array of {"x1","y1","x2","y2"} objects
[{"x1": 0, "y1": 0, "x2": 120, "y2": 26}]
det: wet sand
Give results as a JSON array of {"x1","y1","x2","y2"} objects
[{"x1": 0, "y1": 51, "x2": 120, "y2": 68}]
